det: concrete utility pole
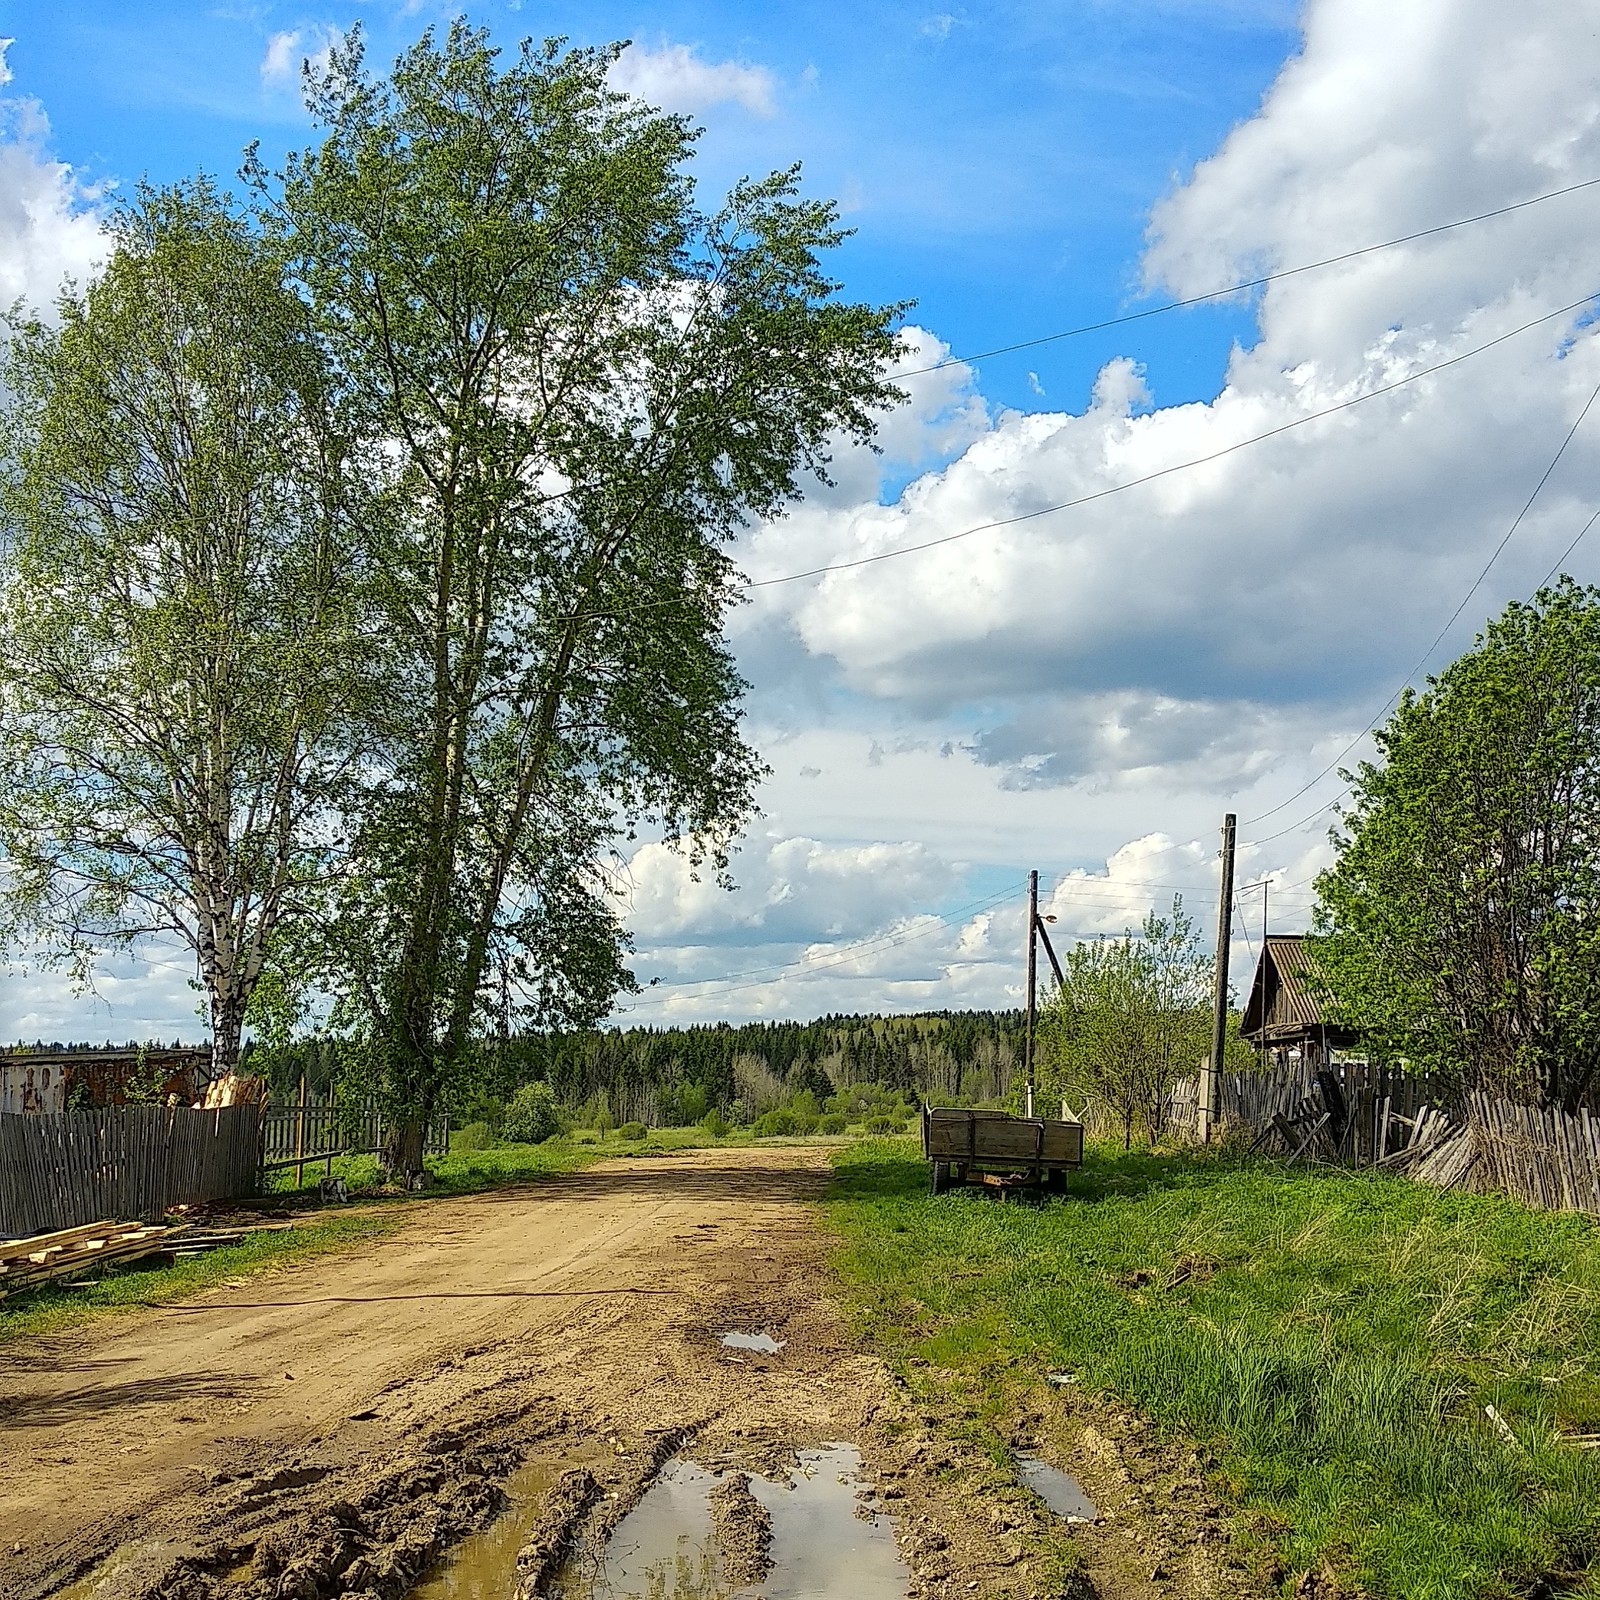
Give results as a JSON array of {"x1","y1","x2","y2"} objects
[
  {"x1": 1024, "y1": 868, "x2": 1039, "y2": 1118},
  {"x1": 1206, "y1": 814, "x2": 1237, "y2": 1141}
]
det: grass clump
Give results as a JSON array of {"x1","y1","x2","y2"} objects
[{"x1": 827, "y1": 1138, "x2": 1600, "y2": 1599}]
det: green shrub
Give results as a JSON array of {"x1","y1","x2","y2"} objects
[
  {"x1": 863, "y1": 1115, "x2": 905, "y2": 1134},
  {"x1": 700, "y1": 1108, "x2": 731, "y2": 1138},
  {"x1": 753, "y1": 1108, "x2": 799, "y2": 1137},
  {"x1": 451, "y1": 1120, "x2": 497, "y2": 1152},
  {"x1": 596, "y1": 1107, "x2": 615, "y2": 1135},
  {"x1": 501, "y1": 1081, "x2": 562, "y2": 1144},
  {"x1": 618, "y1": 1120, "x2": 648, "y2": 1141},
  {"x1": 818, "y1": 1112, "x2": 848, "y2": 1135}
]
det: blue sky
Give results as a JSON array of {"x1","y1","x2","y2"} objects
[
  {"x1": 3, "y1": 0, "x2": 1291, "y2": 418},
  {"x1": 3, "y1": 0, "x2": 1600, "y2": 1035}
]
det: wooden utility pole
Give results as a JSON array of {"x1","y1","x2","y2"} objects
[
  {"x1": 1206, "y1": 814, "x2": 1237, "y2": 1141},
  {"x1": 1024, "y1": 868, "x2": 1039, "y2": 1118}
]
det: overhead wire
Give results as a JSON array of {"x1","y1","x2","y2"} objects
[
  {"x1": 742, "y1": 296, "x2": 1597, "y2": 590},
  {"x1": 891, "y1": 174, "x2": 1600, "y2": 380},
  {"x1": 1239, "y1": 372, "x2": 1600, "y2": 831}
]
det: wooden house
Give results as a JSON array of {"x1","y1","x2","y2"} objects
[{"x1": 1240, "y1": 935, "x2": 1360, "y2": 1070}]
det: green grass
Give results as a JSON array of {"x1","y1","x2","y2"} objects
[{"x1": 827, "y1": 1138, "x2": 1600, "y2": 1600}]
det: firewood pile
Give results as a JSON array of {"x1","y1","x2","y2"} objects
[{"x1": 0, "y1": 1216, "x2": 290, "y2": 1297}]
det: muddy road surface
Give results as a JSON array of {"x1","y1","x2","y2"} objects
[{"x1": 0, "y1": 1146, "x2": 1262, "y2": 1600}]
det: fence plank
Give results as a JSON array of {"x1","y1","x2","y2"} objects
[{"x1": 0, "y1": 1104, "x2": 265, "y2": 1237}]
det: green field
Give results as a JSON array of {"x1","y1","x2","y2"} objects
[{"x1": 827, "y1": 1138, "x2": 1600, "y2": 1599}]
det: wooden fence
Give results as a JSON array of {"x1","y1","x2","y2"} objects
[
  {"x1": 0, "y1": 1104, "x2": 263, "y2": 1236},
  {"x1": 260, "y1": 1092, "x2": 447, "y2": 1183},
  {"x1": 1166, "y1": 1057, "x2": 1600, "y2": 1217},
  {"x1": 1455, "y1": 1092, "x2": 1600, "y2": 1212}
]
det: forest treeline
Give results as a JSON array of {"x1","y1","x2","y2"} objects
[{"x1": 248, "y1": 1010, "x2": 1024, "y2": 1127}]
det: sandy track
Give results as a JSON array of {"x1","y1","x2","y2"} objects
[{"x1": 0, "y1": 1145, "x2": 1259, "y2": 1600}]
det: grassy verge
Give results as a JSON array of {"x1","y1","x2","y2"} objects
[{"x1": 826, "y1": 1137, "x2": 1600, "y2": 1599}]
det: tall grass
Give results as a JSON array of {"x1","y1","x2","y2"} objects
[{"x1": 828, "y1": 1139, "x2": 1600, "y2": 1598}]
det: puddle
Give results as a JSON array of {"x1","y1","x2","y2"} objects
[
  {"x1": 55, "y1": 1540, "x2": 192, "y2": 1600},
  {"x1": 419, "y1": 1445, "x2": 907, "y2": 1600},
  {"x1": 552, "y1": 1460, "x2": 726, "y2": 1599},
  {"x1": 744, "y1": 1444, "x2": 908, "y2": 1600},
  {"x1": 410, "y1": 1458, "x2": 564, "y2": 1600},
  {"x1": 718, "y1": 1331, "x2": 784, "y2": 1354},
  {"x1": 1015, "y1": 1452, "x2": 1098, "y2": 1523}
]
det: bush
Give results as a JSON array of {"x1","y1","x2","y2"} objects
[
  {"x1": 863, "y1": 1115, "x2": 905, "y2": 1134},
  {"x1": 817, "y1": 1112, "x2": 848, "y2": 1135},
  {"x1": 699, "y1": 1108, "x2": 731, "y2": 1138},
  {"x1": 451, "y1": 1120, "x2": 497, "y2": 1152},
  {"x1": 752, "y1": 1108, "x2": 799, "y2": 1137},
  {"x1": 501, "y1": 1081, "x2": 562, "y2": 1144},
  {"x1": 618, "y1": 1121, "x2": 648, "y2": 1141}
]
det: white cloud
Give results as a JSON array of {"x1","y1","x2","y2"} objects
[
  {"x1": 609, "y1": 42, "x2": 778, "y2": 118},
  {"x1": 0, "y1": 95, "x2": 105, "y2": 318},
  {"x1": 0, "y1": 39, "x2": 15, "y2": 89},
  {"x1": 260, "y1": 25, "x2": 337, "y2": 86},
  {"x1": 742, "y1": 0, "x2": 1600, "y2": 816}
]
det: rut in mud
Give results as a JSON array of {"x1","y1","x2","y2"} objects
[{"x1": 2, "y1": 1146, "x2": 1269, "y2": 1600}]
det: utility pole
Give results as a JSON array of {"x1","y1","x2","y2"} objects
[
  {"x1": 1024, "y1": 868, "x2": 1038, "y2": 1117},
  {"x1": 1206, "y1": 814, "x2": 1237, "y2": 1142}
]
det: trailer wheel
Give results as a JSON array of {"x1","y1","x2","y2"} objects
[{"x1": 930, "y1": 1160, "x2": 947, "y2": 1194}]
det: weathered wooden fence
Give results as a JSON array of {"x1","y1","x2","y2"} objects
[
  {"x1": 0, "y1": 1104, "x2": 263, "y2": 1236},
  {"x1": 260, "y1": 1093, "x2": 447, "y2": 1183},
  {"x1": 1165, "y1": 1057, "x2": 1600, "y2": 1217},
  {"x1": 1449, "y1": 1092, "x2": 1600, "y2": 1212}
]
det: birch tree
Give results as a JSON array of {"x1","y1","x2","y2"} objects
[
  {"x1": 264, "y1": 25, "x2": 905, "y2": 1164},
  {"x1": 0, "y1": 180, "x2": 365, "y2": 1077}
]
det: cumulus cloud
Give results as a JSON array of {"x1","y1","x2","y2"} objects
[
  {"x1": 741, "y1": 0, "x2": 1600, "y2": 824},
  {"x1": 609, "y1": 42, "x2": 777, "y2": 118},
  {"x1": 0, "y1": 91, "x2": 104, "y2": 320}
]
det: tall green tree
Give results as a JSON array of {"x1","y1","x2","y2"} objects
[
  {"x1": 1314, "y1": 578, "x2": 1600, "y2": 1110},
  {"x1": 0, "y1": 180, "x2": 366, "y2": 1076},
  {"x1": 261, "y1": 25, "x2": 905, "y2": 1163},
  {"x1": 1038, "y1": 899, "x2": 1212, "y2": 1147}
]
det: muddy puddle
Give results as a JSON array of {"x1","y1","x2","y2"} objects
[
  {"x1": 1015, "y1": 1452, "x2": 1098, "y2": 1523},
  {"x1": 718, "y1": 1332, "x2": 784, "y2": 1354},
  {"x1": 410, "y1": 1459, "x2": 566, "y2": 1600},
  {"x1": 417, "y1": 1445, "x2": 905, "y2": 1600}
]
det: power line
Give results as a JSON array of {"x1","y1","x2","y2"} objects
[
  {"x1": 1240, "y1": 373, "x2": 1600, "y2": 830},
  {"x1": 745, "y1": 295, "x2": 1595, "y2": 589},
  {"x1": 893, "y1": 174, "x2": 1600, "y2": 380}
]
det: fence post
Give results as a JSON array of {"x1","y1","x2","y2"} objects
[{"x1": 294, "y1": 1074, "x2": 307, "y2": 1190}]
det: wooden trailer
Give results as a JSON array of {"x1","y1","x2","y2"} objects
[{"x1": 922, "y1": 1106, "x2": 1084, "y2": 1195}]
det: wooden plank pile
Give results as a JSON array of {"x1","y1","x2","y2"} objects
[{"x1": 0, "y1": 1217, "x2": 289, "y2": 1297}]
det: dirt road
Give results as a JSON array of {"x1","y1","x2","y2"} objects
[{"x1": 0, "y1": 1146, "x2": 1256, "y2": 1600}]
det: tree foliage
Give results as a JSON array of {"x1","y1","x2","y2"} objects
[
  {"x1": 250, "y1": 25, "x2": 904, "y2": 1159},
  {"x1": 1314, "y1": 578, "x2": 1600, "y2": 1109},
  {"x1": 0, "y1": 180, "x2": 366, "y2": 1074},
  {"x1": 1037, "y1": 900, "x2": 1213, "y2": 1147}
]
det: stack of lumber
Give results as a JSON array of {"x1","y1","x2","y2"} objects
[
  {"x1": 0, "y1": 1217, "x2": 291, "y2": 1296},
  {"x1": 0, "y1": 1219, "x2": 172, "y2": 1295}
]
